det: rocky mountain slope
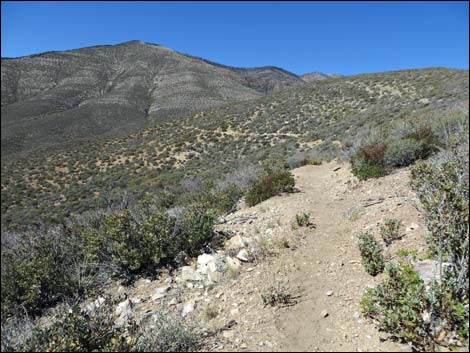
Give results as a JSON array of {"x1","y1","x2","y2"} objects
[
  {"x1": 1, "y1": 40, "x2": 306, "y2": 156},
  {"x1": 1, "y1": 67, "x2": 468, "y2": 229}
]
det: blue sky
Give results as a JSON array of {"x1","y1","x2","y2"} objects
[{"x1": 1, "y1": 1, "x2": 468, "y2": 75}]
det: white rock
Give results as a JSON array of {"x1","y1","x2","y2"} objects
[
  {"x1": 197, "y1": 261, "x2": 218, "y2": 275},
  {"x1": 152, "y1": 293, "x2": 165, "y2": 300},
  {"x1": 236, "y1": 249, "x2": 250, "y2": 262},
  {"x1": 96, "y1": 296, "x2": 105, "y2": 306},
  {"x1": 131, "y1": 298, "x2": 142, "y2": 305},
  {"x1": 223, "y1": 331, "x2": 234, "y2": 339},
  {"x1": 169, "y1": 298, "x2": 178, "y2": 306},
  {"x1": 181, "y1": 266, "x2": 203, "y2": 282},
  {"x1": 156, "y1": 285, "x2": 171, "y2": 294},
  {"x1": 321, "y1": 310, "x2": 329, "y2": 318},
  {"x1": 422, "y1": 311, "x2": 431, "y2": 323},
  {"x1": 86, "y1": 296, "x2": 106, "y2": 312},
  {"x1": 415, "y1": 260, "x2": 452, "y2": 285},
  {"x1": 406, "y1": 223, "x2": 420, "y2": 233},
  {"x1": 226, "y1": 256, "x2": 241, "y2": 270},
  {"x1": 115, "y1": 299, "x2": 131, "y2": 317},
  {"x1": 226, "y1": 235, "x2": 247, "y2": 250},
  {"x1": 207, "y1": 271, "x2": 223, "y2": 283},
  {"x1": 326, "y1": 290, "x2": 334, "y2": 296},
  {"x1": 197, "y1": 254, "x2": 216, "y2": 266},
  {"x1": 181, "y1": 302, "x2": 195, "y2": 317}
]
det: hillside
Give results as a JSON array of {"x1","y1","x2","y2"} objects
[
  {"x1": 301, "y1": 72, "x2": 343, "y2": 82},
  {"x1": 1, "y1": 67, "x2": 468, "y2": 229},
  {"x1": 1, "y1": 40, "x2": 306, "y2": 156}
]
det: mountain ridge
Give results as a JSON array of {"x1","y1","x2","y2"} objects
[{"x1": 2, "y1": 40, "x2": 339, "y2": 156}]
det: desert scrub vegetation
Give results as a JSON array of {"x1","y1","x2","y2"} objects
[
  {"x1": 351, "y1": 123, "x2": 440, "y2": 180},
  {"x1": 85, "y1": 206, "x2": 215, "y2": 276},
  {"x1": 380, "y1": 218, "x2": 402, "y2": 246},
  {"x1": 136, "y1": 310, "x2": 200, "y2": 352},
  {"x1": 1, "y1": 228, "x2": 102, "y2": 317},
  {"x1": 360, "y1": 263, "x2": 432, "y2": 348},
  {"x1": 351, "y1": 142, "x2": 389, "y2": 180},
  {"x1": 361, "y1": 139, "x2": 469, "y2": 349},
  {"x1": 1, "y1": 299, "x2": 200, "y2": 352},
  {"x1": 361, "y1": 260, "x2": 469, "y2": 350},
  {"x1": 245, "y1": 169, "x2": 295, "y2": 206},
  {"x1": 2, "y1": 300, "x2": 137, "y2": 352},
  {"x1": 410, "y1": 143, "x2": 469, "y2": 303},
  {"x1": 294, "y1": 212, "x2": 315, "y2": 228},
  {"x1": 357, "y1": 231, "x2": 385, "y2": 276},
  {"x1": 1, "y1": 202, "x2": 215, "y2": 318},
  {"x1": 2, "y1": 69, "x2": 467, "y2": 231},
  {"x1": 383, "y1": 138, "x2": 430, "y2": 167},
  {"x1": 261, "y1": 280, "x2": 294, "y2": 307}
]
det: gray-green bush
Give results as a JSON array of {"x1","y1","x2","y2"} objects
[
  {"x1": 361, "y1": 141, "x2": 469, "y2": 349},
  {"x1": 384, "y1": 138, "x2": 428, "y2": 167},
  {"x1": 380, "y1": 218, "x2": 402, "y2": 246},
  {"x1": 2, "y1": 299, "x2": 137, "y2": 352},
  {"x1": 1, "y1": 204, "x2": 215, "y2": 317},
  {"x1": 358, "y1": 231, "x2": 385, "y2": 276},
  {"x1": 245, "y1": 169, "x2": 295, "y2": 206},
  {"x1": 410, "y1": 145, "x2": 469, "y2": 301}
]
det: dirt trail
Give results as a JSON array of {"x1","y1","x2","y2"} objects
[{"x1": 210, "y1": 160, "x2": 427, "y2": 352}]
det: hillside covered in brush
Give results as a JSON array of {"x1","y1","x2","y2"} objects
[
  {"x1": 1, "y1": 67, "x2": 468, "y2": 229},
  {"x1": 2, "y1": 40, "x2": 310, "y2": 157}
]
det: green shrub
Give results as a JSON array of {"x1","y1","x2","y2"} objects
[
  {"x1": 1, "y1": 205, "x2": 215, "y2": 317},
  {"x1": 396, "y1": 248, "x2": 419, "y2": 260},
  {"x1": 1, "y1": 313, "x2": 36, "y2": 352},
  {"x1": 261, "y1": 281, "x2": 293, "y2": 307},
  {"x1": 295, "y1": 212, "x2": 313, "y2": 227},
  {"x1": 410, "y1": 146, "x2": 469, "y2": 300},
  {"x1": 245, "y1": 170, "x2": 295, "y2": 206},
  {"x1": 351, "y1": 143, "x2": 388, "y2": 180},
  {"x1": 380, "y1": 218, "x2": 402, "y2": 246},
  {"x1": 1, "y1": 229, "x2": 98, "y2": 317},
  {"x1": 351, "y1": 159, "x2": 388, "y2": 180},
  {"x1": 431, "y1": 115, "x2": 469, "y2": 147},
  {"x1": 405, "y1": 125, "x2": 439, "y2": 151},
  {"x1": 361, "y1": 145, "x2": 469, "y2": 350},
  {"x1": 175, "y1": 207, "x2": 216, "y2": 257},
  {"x1": 362, "y1": 262, "x2": 469, "y2": 349},
  {"x1": 183, "y1": 183, "x2": 242, "y2": 214},
  {"x1": 357, "y1": 231, "x2": 385, "y2": 276},
  {"x1": 136, "y1": 311, "x2": 199, "y2": 352},
  {"x1": 383, "y1": 138, "x2": 429, "y2": 167},
  {"x1": 361, "y1": 263, "x2": 430, "y2": 348},
  {"x1": 100, "y1": 209, "x2": 177, "y2": 275},
  {"x1": 14, "y1": 300, "x2": 136, "y2": 352},
  {"x1": 93, "y1": 207, "x2": 215, "y2": 276},
  {"x1": 308, "y1": 158, "x2": 322, "y2": 166}
]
